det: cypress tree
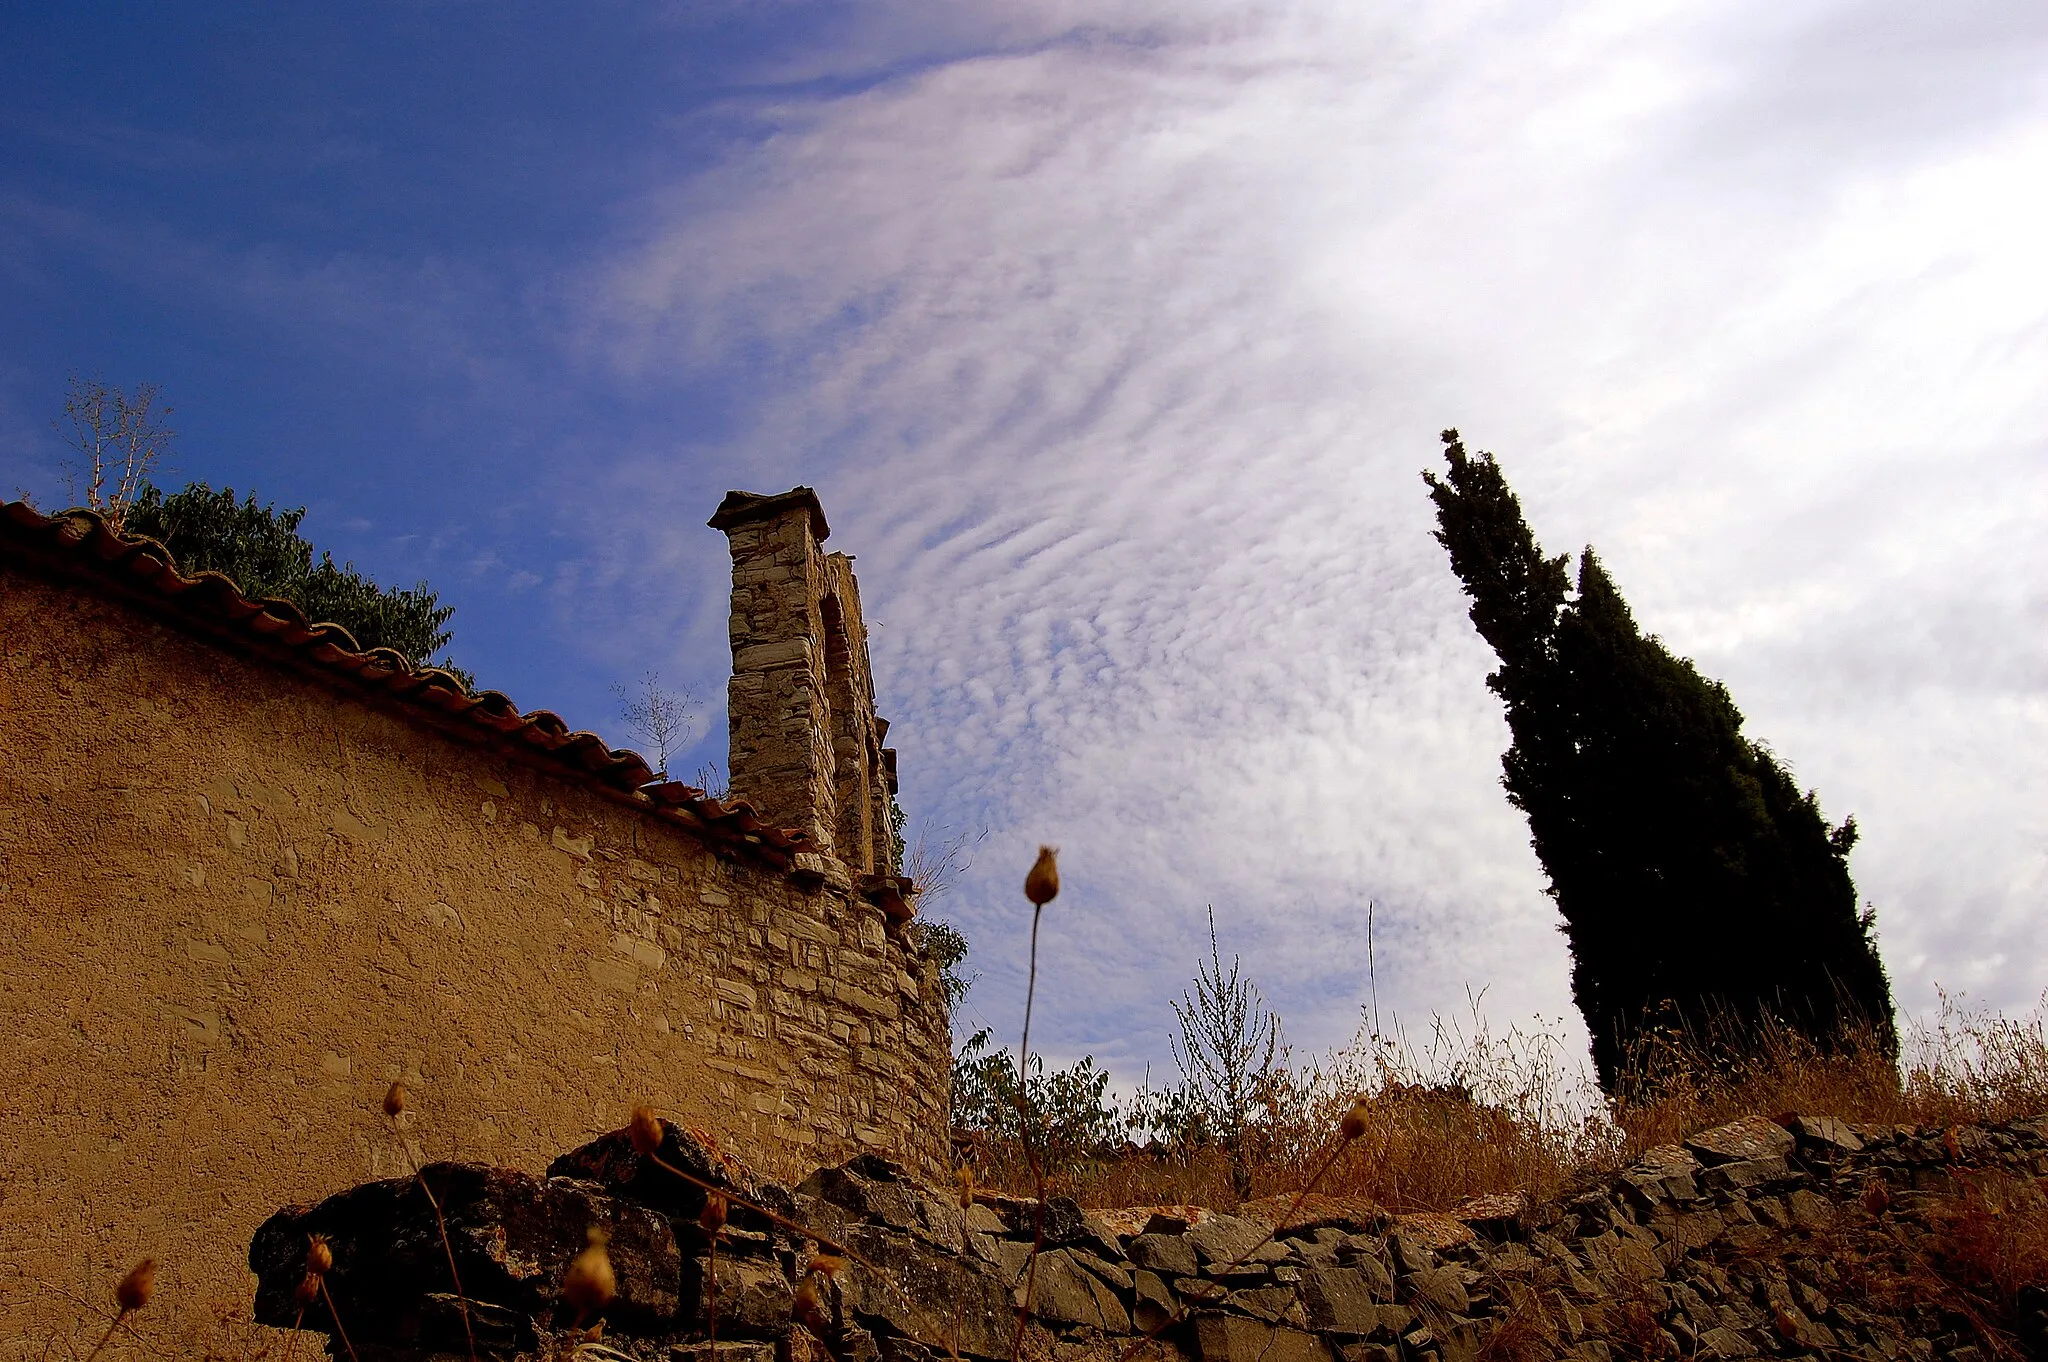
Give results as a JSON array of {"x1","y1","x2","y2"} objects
[{"x1": 1424, "y1": 430, "x2": 1894, "y2": 1090}]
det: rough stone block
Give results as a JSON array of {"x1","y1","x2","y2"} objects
[
  {"x1": 1130, "y1": 1232, "x2": 1198, "y2": 1276},
  {"x1": 1685, "y1": 1116, "x2": 1795, "y2": 1167},
  {"x1": 248, "y1": 1164, "x2": 681, "y2": 1339},
  {"x1": 1299, "y1": 1264, "x2": 1389, "y2": 1333},
  {"x1": 1191, "y1": 1313, "x2": 1333, "y2": 1362}
]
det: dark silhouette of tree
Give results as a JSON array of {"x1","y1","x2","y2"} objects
[
  {"x1": 124, "y1": 480, "x2": 468, "y2": 685},
  {"x1": 1424, "y1": 429, "x2": 1894, "y2": 1091}
]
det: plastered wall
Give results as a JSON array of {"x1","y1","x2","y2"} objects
[{"x1": 0, "y1": 562, "x2": 949, "y2": 1356}]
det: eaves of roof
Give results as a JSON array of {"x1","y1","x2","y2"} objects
[{"x1": 0, "y1": 500, "x2": 814, "y2": 868}]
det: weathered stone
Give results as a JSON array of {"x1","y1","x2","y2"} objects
[
  {"x1": 249, "y1": 1164, "x2": 681, "y2": 1339},
  {"x1": 1784, "y1": 1114, "x2": 1864, "y2": 1154},
  {"x1": 1191, "y1": 1313, "x2": 1333, "y2": 1362},
  {"x1": 551, "y1": 1120, "x2": 788, "y2": 1240},
  {"x1": 689, "y1": 1255, "x2": 794, "y2": 1337},
  {"x1": 1074, "y1": 1249, "x2": 1134, "y2": 1291},
  {"x1": 672, "y1": 1343, "x2": 777, "y2": 1362},
  {"x1": 1386, "y1": 1231, "x2": 1437, "y2": 1275},
  {"x1": 1189, "y1": 1215, "x2": 1269, "y2": 1267},
  {"x1": 1016, "y1": 1249, "x2": 1131, "y2": 1333},
  {"x1": 1225, "y1": 1286, "x2": 1302, "y2": 1325},
  {"x1": 1298, "y1": 1264, "x2": 1387, "y2": 1334},
  {"x1": 962, "y1": 1202, "x2": 1010, "y2": 1236},
  {"x1": 841, "y1": 1225, "x2": 1014, "y2": 1359},
  {"x1": 1685, "y1": 1116, "x2": 1796, "y2": 1167},
  {"x1": 1618, "y1": 1145, "x2": 1702, "y2": 1210},
  {"x1": 1400, "y1": 1265, "x2": 1470, "y2": 1316},
  {"x1": 802, "y1": 1162, "x2": 923, "y2": 1231},
  {"x1": 1133, "y1": 1269, "x2": 1177, "y2": 1332},
  {"x1": 1129, "y1": 1232, "x2": 1199, "y2": 1276},
  {"x1": 1699, "y1": 1157, "x2": 1792, "y2": 1193}
]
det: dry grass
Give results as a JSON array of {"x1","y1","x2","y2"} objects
[{"x1": 978, "y1": 991, "x2": 2048, "y2": 1218}]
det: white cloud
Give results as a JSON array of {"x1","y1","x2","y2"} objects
[{"x1": 583, "y1": 0, "x2": 2048, "y2": 1080}]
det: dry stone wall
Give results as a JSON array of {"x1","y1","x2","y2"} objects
[{"x1": 248, "y1": 1113, "x2": 2048, "y2": 1362}]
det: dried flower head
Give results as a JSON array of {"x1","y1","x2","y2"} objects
[
  {"x1": 294, "y1": 1272, "x2": 322, "y2": 1309},
  {"x1": 1024, "y1": 846, "x2": 1060, "y2": 906},
  {"x1": 791, "y1": 1274, "x2": 829, "y2": 1332},
  {"x1": 562, "y1": 1226, "x2": 616, "y2": 1317},
  {"x1": 1863, "y1": 1181, "x2": 1892, "y2": 1216},
  {"x1": 805, "y1": 1253, "x2": 846, "y2": 1280},
  {"x1": 305, "y1": 1235, "x2": 334, "y2": 1277},
  {"x1": 628, "y1": 1105, "x2": 664, "y2": 1157},
  {"x1": 955, "y1": 1166, "x2": 975, "y2": 1210},
  {"x1": 1340, "y1": 1097, "x2": 1372, "y2": 1142},
  {"x1": 382, "y1": 1083, "x2": 407, "y2": 1119},
  {"x1": 699, "y1": 1192, "x2": 729, "y2": 1235},
  {"x1": 114, "y1": 1259, "x2": 156, "y2": 1314}
]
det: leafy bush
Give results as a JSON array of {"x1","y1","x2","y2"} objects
[{"x1": 123, "y1": 481, "x2": 468, "y2": 684}]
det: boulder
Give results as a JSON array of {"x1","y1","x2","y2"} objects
[{"x1": 249, "y1": 1163, "x2": 680, "y2": 1344}]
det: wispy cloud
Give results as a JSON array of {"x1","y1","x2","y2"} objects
[{"x1": 581, "y1": 0, "x2": 2046, "y2": 1076}]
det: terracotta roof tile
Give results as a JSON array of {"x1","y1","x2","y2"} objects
[{"x1": 0, "y1": 499, "x2": 812, "y2": 865}]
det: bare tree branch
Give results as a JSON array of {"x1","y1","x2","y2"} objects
[
  {"x1": 53, "y1": 376, "x2": 176, "y2": 528},
  {"x1": 611, "y1": 671, "x2": 699, "y2": 779}
]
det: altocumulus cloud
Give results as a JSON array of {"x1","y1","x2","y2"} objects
[{"x1": 572, "y1": 0, "x2": 2047, "y2": 1081}]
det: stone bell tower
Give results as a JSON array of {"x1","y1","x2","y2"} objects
[{"x1": 708, "y1": 488, "x2": 898, "y2": 886}]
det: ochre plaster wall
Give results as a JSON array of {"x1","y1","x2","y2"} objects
[{"x1": 0, "y1": 562, "x2": 948, "y2": 1356}]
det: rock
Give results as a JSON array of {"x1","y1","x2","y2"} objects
[
  {"x1": 550, "y1": 1119, "x2": 779, "y2": 1236},
  {"x1": 841, "y1": 1225, "x2": 1014, "y2": 1359},
  {"x1": 1400, "y1": 1266, "x2": 1469, "y2": 1316},
  {"x1": 1386, "y1": 1231, "x2": 1436, "y2": 1276},
  {"x1": 802, "y1": 1164, "x2": 923, "y2": 1232},
  {"x1": 1191, "y1": 1313, "x2": 1334, "y2": 1362},
  {"x1": 1073, "y1": 1250, "x2": 1134, "y2": 1292},
  {"x1": 1188, "y1": 1215, "x2": 1269, "y2": 1267},
  {"x1": 1016, "y1": 1249, "x2": 1130, "y2": 1333},
  {"x1": 1224, "y1": 1286, "x2": 1302, "y2": 1325},
  {"x1": 672, "y1": 1344, "x2": 777, "y2": 1362},
  {"x1": 1698, "y1": 1157, "x2": 1792, "y2": 1193},
  {"x1": 1685, "y1": 1117, "x2": 1795, "y2": 1168},
  {"x1": 1389, "y1": 1212, "x2": 1475, "y2": 1254},
  {"x1": 248, "y1": 1164, "x2": 681, "y2": 1340},
  {"x1": 962, "y1": 1203, "x2": 1010, "y2": 1236},
  {"x1": 1298, "y1": 1265, "x2": 1386, "y2": 1334},
  {"x1": 1133, "y1": 1269, "x2": 1177, "y2": 1332},
  {"x1": 1618, "y1": 1146, "x2": 1702, "y2": 1210},
  {"x1": 689, "y1": 1254, "x2": 794, "y2": 1337},
  {"x1": 1783, "y1": 1114, "x2": 1864, "y2": 1154},
  {"x1": 1143, "y1": 1208, "x2": 1207, "y2": 1234},
  {"x1": 1129, "y1": 1232, "x2": 1198, "y2": 1276},
  {"x1": 1451, "y1": 1191, "x2": 1526, "y2": 1237}
]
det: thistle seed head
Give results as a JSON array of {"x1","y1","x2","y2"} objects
[
  {"x1": 791, "y1": 1274, "x2": 829, "y2": 1331},
  {"x1": 114, "y1": 1259, "x2": 156, "y2": 1314},
  {"x1": 305, "y1": 1235, "x2": 334, "y2": 1277},
  {"x1": 806, "y1": 1253, "x2": 845, "y2": 1280},
  {"x1": 955, "y1": 1166, "x2": 975, "y2": 1209},
  {"x1": 562, "y1": 1226, "x2": 617, "y2": 1316},
  {"x1": 628, "y1": 1105, "x2": 664, "y2": 1157},
  {"x1": 294, "y1": 1272, "x2": 321, "y2": 1309},
  {"x1": 1024, "y1": 846, "x2": 1060, "y2": 906},
  {"x1": 699, "y1": 1192, "x2": 729, "y2": 1235},
  {"x1": 1341, "y1": 1097, "x2": 1371, "y2": 1142},
  {"x1": 382, "y1": 1083, "x2": 408, "y2": 1119}
]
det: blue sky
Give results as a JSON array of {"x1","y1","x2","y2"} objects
[{"x1": 4, "y1": 1, "x2": 2044, "y2": 1092}]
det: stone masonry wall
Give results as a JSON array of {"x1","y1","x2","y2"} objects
[
  {"x1": 0, "y1": 558, "x2": 949, "y2": 1358},
  {"x1": 245, "y1": 1112, "x2": 2048, "y2": 1362}
]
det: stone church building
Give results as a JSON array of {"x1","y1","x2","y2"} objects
[{"x1": 0, "y1": 486, "x2": 950, "y2": 1353}]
